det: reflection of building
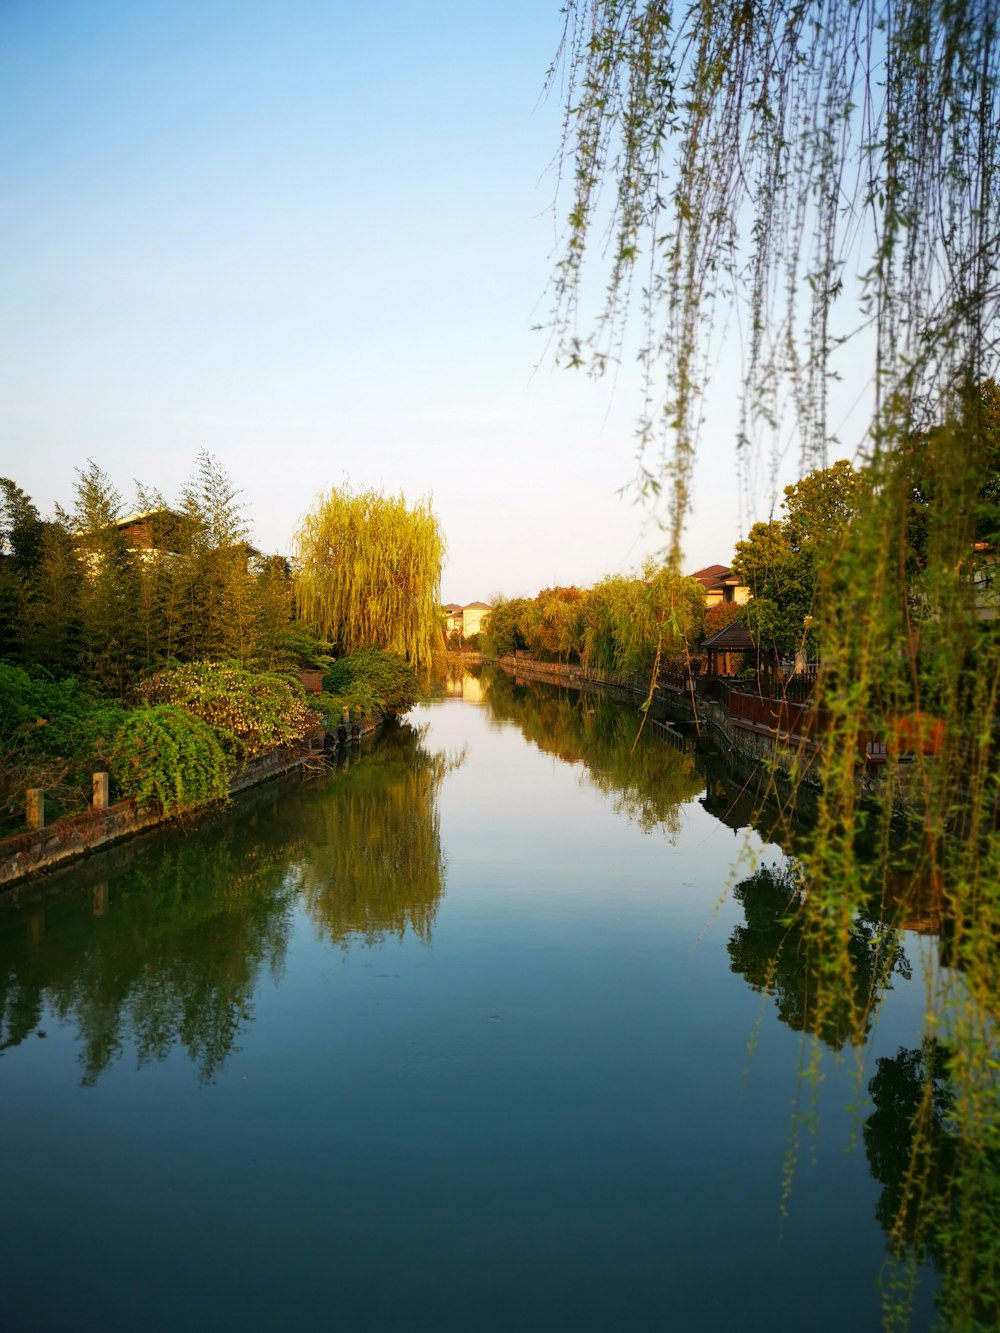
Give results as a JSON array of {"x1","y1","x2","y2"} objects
[
  {"x1": 443, "y1": 601, "x2": 491, "y2": 639},
  {"x1": 699, "y1": 758, "x2": 772, "y2": 834},
  {"x1": 688, "y1": 564, "x2": 749, "y2": 607},
  {"x1": 443, "y1": 671, "x2": 484, "y2": 702}
]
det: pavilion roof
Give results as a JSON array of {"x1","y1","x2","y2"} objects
[{"x1": 701, "y1": 622, "x2": 755, "y2": 651}]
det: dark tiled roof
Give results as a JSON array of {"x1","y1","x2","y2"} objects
[
  {"x1": 701, "y1": 622, "x2": 755, "y2": 651},
  {"x1": 689, "y1": 563, "x2": 733, "y2": 589}
]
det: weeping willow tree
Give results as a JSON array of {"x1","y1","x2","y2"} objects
[
  {"x1": 294, "y1": 487, "x2": 445, "y2": 676},
  {"x1": 551, "y1": 2, "x2": 999, "y2": 1324}
]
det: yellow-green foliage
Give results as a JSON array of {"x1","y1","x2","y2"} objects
[
  {"x1": 294, "y1": 486, "x2": 444, "y2": 676},
  {"x1": 139, "y1": 661, "x2": 321, "y2": 760},
  {"x1": 321, "y1": 647, "x2": 421, "y2": 719},
  {"x1": 110, "y1": 704, "x2": 232, "y2": 815},
  {"x1": 580, "y1": 564, "x2": 705, "y2": 674},
  {"x1": 483, "y1": 566, "x2": 704, "y2": 674},
  {"x1": 287, "y1": 725, "x2": 449, "y2": 947}
]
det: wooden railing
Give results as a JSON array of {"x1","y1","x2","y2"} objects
[
  {"x1": 726, "y1": 688, "x2": 944, "y2": 763},
  {"x1": 727, "y1": 689, "x2": 824, "y2": 740}
]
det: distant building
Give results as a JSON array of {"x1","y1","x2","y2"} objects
[
  {"x1": 688, "y1": 564, "x2": 750, "y2": 607},
  {"x1": 700, "y1": 620, "x2": 756, "y2": 677},
  {"x1": 76, "y1": 507, "x2": 263, "y2": 572},
  {"x1": 444, "y1": 600, "x2": 491, "y2": 640},
  {"x1": 111, "y1": 508, "x2": 185, "y2": 556}
]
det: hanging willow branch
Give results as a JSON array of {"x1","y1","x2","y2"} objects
[
  {"x1": 551, "y1": 4, "x2": 999, "y2": 1325},
  {"x1": 550, "y1": 0, "x2": 1000, "y2": 563}
]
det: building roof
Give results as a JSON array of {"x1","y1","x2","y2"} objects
[
  {"x1": 463, "y1": 601, "x2": 491, "y2": 610},
  {"x1": 701, "y1": 622, "x2": 756, "y2": 651},
  {"x1": 113, "y1": 507, "x2": 185, "y2": 528},
  {"x1": 689, "y1": 563, "x2": 740, "y2": 590}
]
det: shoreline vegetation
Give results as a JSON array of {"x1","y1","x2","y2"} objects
[
  {"x1": 1, "y1": 650, "x2": 479, "y2": 892},
  {"x1": 0, "y1": 729, "x2": 378, "y2": 892},
  {"x1": 0, "y1": 647, "x2": 429, "y2": 891},
  {"x1": 0, "y1": 463, "x2": 442, "y2": 887}
]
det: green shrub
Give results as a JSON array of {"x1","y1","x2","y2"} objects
[
  {"x1": 321, "y1": 647, "x2": 421, "y2": 719},
  {"x1": 139, "y1": 661, "x2": 322, "y2": 759},
  {"x1": 0, "y1": 663, "x2": 128, "y2": 822},
  {"x1": 0, "y1": 664, "x2": 87, "y2": 753},
  {"x1": 110, "y1": 705, "x2": 233, "y2": 815}
]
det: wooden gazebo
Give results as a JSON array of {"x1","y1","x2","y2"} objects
[{"x1": 701, "y1": 621, "x2": 756, "y2": 677}]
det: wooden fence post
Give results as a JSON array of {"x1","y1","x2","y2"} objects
[
  {"x1": 93, "y1": 772, "x2": 110, "y2": 811},
  {"x1": 26, "y1": 789, "x2": 44, "y2": 830}
]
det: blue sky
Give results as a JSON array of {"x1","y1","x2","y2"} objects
[{"x1": 1, "y1": 0, "x2": 812, "y2": 601}]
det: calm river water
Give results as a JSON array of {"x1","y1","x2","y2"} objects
[{"x1": 0, "y1": 670, "x2": 940, "y2": 1331}]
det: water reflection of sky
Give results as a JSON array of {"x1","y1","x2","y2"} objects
[{"x1": 0, "y1": 687, "x2": 942, "y2": 1331}]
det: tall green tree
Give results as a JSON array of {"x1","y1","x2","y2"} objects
[
  {"x1": 20, "y1": 518, "x2": 82, "y2": 675},
  {"x1": 70, "y1": 462, "x2": 143, "y2": 693},
  {"x1": 294, "y1": 487, "x2": 445, "y2": 675},
  {"x1": 732, "y1": 459, "x2": 861, "y2": 662},
  {"x1": 480, "y1": 596, "x2": 533, "y2": 658},
  {"x1": 0, "y1": 479, "x2": 44, "y2": 569},
  {"x1": 175, "y1": 453, "x2": 256, "y2": 663},
  {"x1": 578, "y1": 564, "x2": 703, "y2": 674},
  {"x1": 0, "y1": 480, "x2": 44, "y2": 663},
  {"x1": 251, "y1": 554, "x2": 297, "y2": 673}
]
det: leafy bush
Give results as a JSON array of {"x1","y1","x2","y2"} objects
[
  {"x1": 0, "y1": 663, "x2": 127, "y2": 823},
  {"x1": 278, "y1": 624, "x2": 336, "y2": 670},
  {"x1": 321, "y1": 647, "x2": 420, "y2": 719},
  {"x1": 139, "y1": 661, "x2": 322, "y2": 759},
  {"x1": 110, "y1": 705, "x2": 232, "y2": 815},
  {"x1": 703, "y1": 601, "x2": 744, "y2": 639}
]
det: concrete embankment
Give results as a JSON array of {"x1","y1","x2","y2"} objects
[
  {"x1": 491, "y1": 655, "x2": 664, "y2": 706},
  {"x1": 0, "y1": 720, "x2": 379, "y2": 892}
]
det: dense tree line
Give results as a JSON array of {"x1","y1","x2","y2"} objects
[
  {"x1": 0, "y1": 460, "x2": 434, "y2": 827},
  {"x1": 0, "y1": 455, "x2": 301, "y2": 690},
  {"x1": 481, "y1": 562, "x2": 706, "y2": 675}
]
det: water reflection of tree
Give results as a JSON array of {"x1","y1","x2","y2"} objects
[
  {"x1": 0, "y1": 721, "x2": 450, "y2": 1083},
  {"x1": 288, "y1": 723, "x2": 450, "y2": 947},
  {"x1": 482, "y1": 670, "x2": 703, "y2": 837},
  {"x1": 864, "y1": 1042, "x2": 997, "y2": 1330},
  {"x1": 0, "y1": 825, "x2": 298, "y2": 1084},
  {"x1": 728, "y1": 861, "x2": 912, "y2": 1049}
]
